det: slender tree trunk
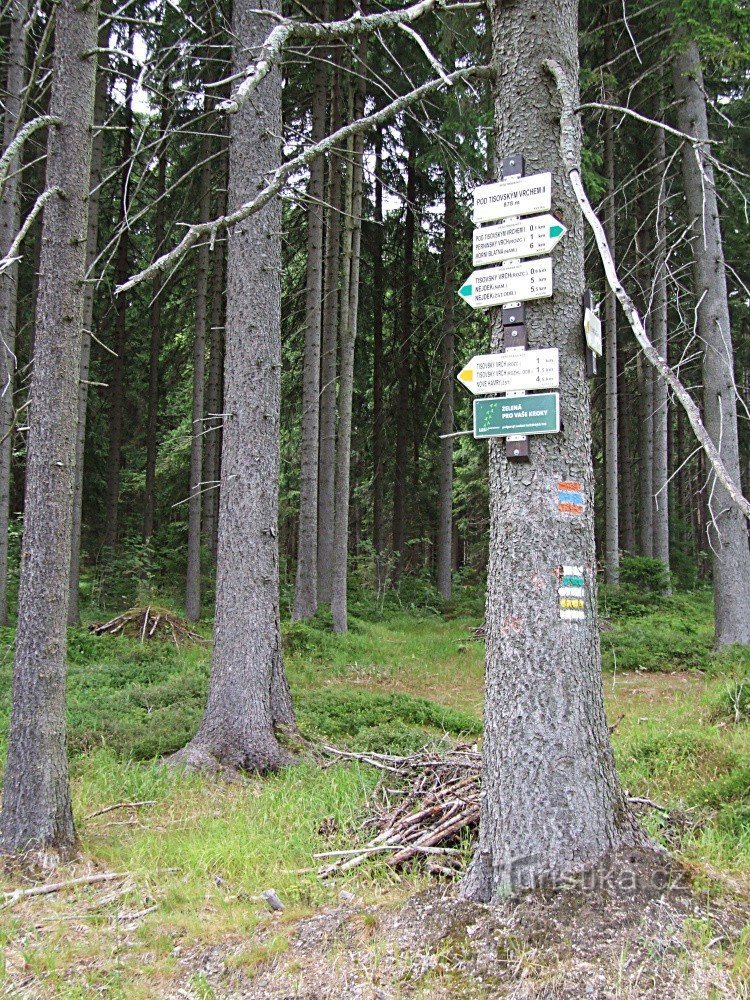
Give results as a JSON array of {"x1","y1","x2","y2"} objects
[
  {"x1": 202, "y1": 140, "x2": 228, "y2": 563},
  {"x1": 102, "y1": 49, "x2": 134, "y2": 552},
  {"x1": 293, "y1": 20, "x2": 327, "y2": 620},
  {"x1": 0, "y1": 0, "x2": 30, "y2": 625},
  {"x1": 603, "y1": 0, "x2": 619, "y2": 584},
  {"x1": 185, "y1": 94, "x2": 214, "y2": 622},
  {"x1": 462, "y1": 0, "x2": 639, "y2": 900},
  {"x1": 142, "y1": 92, "x2": 170, "y2": 543},
  {"x1": 651, "y1": 112, "x2": 670, "y2": 590},
  {"x1": 637, "y1": 350, "x2": 654, "y2": 557},
  {"x1": 69, "y1": 13, "x2": 110, "y2": 624},
  {"x1": 170, "y1": 0, "x2": 295, "y2": 773},
  {"x1": 436, "y1": 169, "x2": 456, "y2": 601},
  {"x1": 372, "y1": 130, "x2": 385, "y2": 586},
  {"x1": 317, "y1": 16, "x2": 344, "y2": 604},
  {"x1": 673, "y1": 35, "x2": 750, "y2": 646},
  {"x1": 635, "y1": 194, "x2": 654, "y2": 558},
  {"x1": 391, "y1": 142, "x2": 416, "y2": 581},
  {"x1": 619, "y1": 357, "x2": 636, "y2": 554},
  {"x1": 331, "y1": 37, "x2": 367, "y2": 634},
  {"x1": 0, "y1": 0, "x2": 99, "y2": 853}
]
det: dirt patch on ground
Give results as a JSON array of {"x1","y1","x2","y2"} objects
[{"x1": 169, "y1": 848, "x2": 749, "y2": 998}]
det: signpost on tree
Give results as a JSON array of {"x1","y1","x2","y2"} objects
[{"x1": 456, "y1": 0, "x2": 641, "y2": 902}]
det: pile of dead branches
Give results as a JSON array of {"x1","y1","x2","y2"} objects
[
  {"x1": 90, "y1": 606, "x2": 207, "y2": 647},
  {"x1": 316, "y1": 744, "x2": 481, "y2": 878}
]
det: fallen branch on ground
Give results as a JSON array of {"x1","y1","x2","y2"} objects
[
  {"x1": 90, "y1": 606, "x2": 207, "y2": 646},
  {"x1": 2, "y1": 872, "x2": 124, "y2": 907},
  {"x1": 319, "y1": 744, "x2": 673, "y2": 879},
  {"x1": 84, "y1": 800, "x2": 157, "y2": 821}
]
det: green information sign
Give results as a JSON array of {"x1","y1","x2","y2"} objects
[{"x1": 473, "y1": 393, "x2": 560, "y2": 438}]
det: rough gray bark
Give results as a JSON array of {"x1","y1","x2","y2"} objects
[
  {"x1": 602, "y1": 2, "x2": 619, "y2": 585},
  {"x1": 436, "y1": 169, "x2": 456, "y2": 601},
  {"x1": 673, "y1": 34, "x2": 750, "y2": 646},
  {"x1": 293, "y1": 21, "x2": 327, "y2": 621},
  {"x1": 461, "y1": 0, "x2": 639, "y2": 900},
  {"x1": 202, "y1": 141, "x2": 228, "y2": 563},
  {"x1": 619, "y1": 350, "x2": 636, "y2": 554},
  {"x1": 143, "y1": 90, "x2": 169, "y2": 543},
  {"x1": 637, "y1": 349, "x2": 654, "y2": 558},
  {"x1": 0, "y1": 0, "x2": 99, "y2": 853},
  {"x1": 170, "y1": 0, "x2": 295, "y2": 773},
  {"x1": 69, "y1": 13, "x2": 109, "y2": 624},
  {"x1": 635, "y1": 195, "x2": 654, "y2": 559},
  {"x1": 0, "y1": 0, "x2": 29, "y2": 626},
  {"x1": 331, "y1": 37, "x2": 367, "y2": 634},
  {"x1": 652, "y1": 116, "x2": 670, "y2": 589},
  {"x1": 317, "y1": 25, "x2": 344, "y2": 605},
  {"x1": 392, "y1": 142, "x2": 416, "y2": 581},
  {"x1": 103, "y1": 50, "x2": 134, "y2": 552},
  {"x1": 372, "y1": 131, "x2": 386, "y2": 587},
  {"x1": 185, "y1": 104, "x2": 213, "y2": 623}
]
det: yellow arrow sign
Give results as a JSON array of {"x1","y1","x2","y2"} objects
[{"x1": 458, "y1": 368, "x2": 474, "y2": 385}]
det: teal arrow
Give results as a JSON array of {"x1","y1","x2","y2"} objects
[
  {"x1": 549, "y1": 225, "x2": 564, "y2": 238},
  {"x1": 459, "y1": 282, "x2": 473, "y2": 298}
]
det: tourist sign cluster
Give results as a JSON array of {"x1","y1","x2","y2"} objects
[
  {"x1": 457, "y1": 348, "x2": 559, "y2": 395},
  {"x1": 457, "y1": 157, "x2": 569, "y2": 450},
  {"x1": 472, "y1": 172, "x2": 552, "y2": 224},
  {"x1": 458, "y1": 258, "x2": 553, "y2": 310},
  {"x1": 473, "y1": 394, "x2": 560, "y2": 439},
  {"x1": 473, "y1": 215, "x2": 567, "y2": 267}
]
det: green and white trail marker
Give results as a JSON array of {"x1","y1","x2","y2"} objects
[
  {"x1": 473, "y1": 214, "x2": 567, "y2": 267},
  {"x1": 458, "y1": 258, "x2": 553, "y2": 310},
  {"x1": 473, "y1": 393, "x2": 560, "y2": 438}
]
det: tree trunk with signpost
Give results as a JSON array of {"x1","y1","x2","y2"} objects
[{"x1": 461, "y1": 0, "x2": 640, "y2": 899}]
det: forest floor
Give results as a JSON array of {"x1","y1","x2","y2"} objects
[{"x1": 0, "y1": 586, "x2": 748, "y2": 997}]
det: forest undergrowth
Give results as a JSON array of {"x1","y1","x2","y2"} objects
[{"x1": 0, "y1": 578, "x2": 748, "y2": 997}]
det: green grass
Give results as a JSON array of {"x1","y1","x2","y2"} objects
[{"x1": 0, "y1": 584, "x2": 749, "y2": 996}]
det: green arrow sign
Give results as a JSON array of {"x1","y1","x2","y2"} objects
[{"x1": 459, "y1": 282, "x2": 472, "y2": 298}]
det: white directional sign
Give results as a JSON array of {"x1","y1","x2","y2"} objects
[
  {"x1": 473, "y1": 215, "x2": 567, "y2": 267},
  {"x1": 584, "y1": 306, "x2": 602, "y2": 356},
  {"x1": 457, "y1": 348, "x2": 560, "y2": 395},
  {"x1": 473, "y1": 172, "x2": 552, "y2": 224},
  {"x1": 458, "y1": 258, "x2": 553, "y2": 310}
]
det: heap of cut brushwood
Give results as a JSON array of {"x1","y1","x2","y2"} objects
[
  {"x1": 90, "y1": 606, "x2": 207, "y2": 646},
  {"x1": 317, "y1": 744, "x2": 481, "y2": 878}
]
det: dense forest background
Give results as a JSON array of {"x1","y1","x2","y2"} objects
[{"x1": 1, "y1": 0, "x2": 747, "y2": 622}]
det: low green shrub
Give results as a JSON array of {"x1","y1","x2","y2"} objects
[{"x1": 296, "y1": 687, "x2": 481, "y2": 747}]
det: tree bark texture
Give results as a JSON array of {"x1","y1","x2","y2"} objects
[
  {"x1": 391, "y1": 142, "x2": 416, "y2": 581},
  {"x1": 0, "y1": 0, "x2": 99, "y2": 853},
  {"x1": 185, "y1": 99, "x2": 213, "y2": 622},
  {"x1": 436, "y1": 168, "x2": 456, "y2": 601},
  {"x1": 331, "y1": 37, "x2": 367, "y2": 633},
  {"x1": 293, "y1": 22, "x2": 327, "y2": 621},
  {"x1": 172, "y1": 0, "x2": 294, "y2": 772},
  {"x1": 651, "y1": 114, "x2": 670, "y2": 588},
  {"x1": 69, "y1": 12, "x2": 110, "y2": 623},
  {"x1": 317, "y1": 21, "x2": 345, "y2": 605},
  {"x1": 673, "y1": 34, "x2": 750, "y2": 646},
  {"x1": 0, "y1": 0, "x2": 30, "y2": 626},
  {"x1": 143, "y1": 89, "x2": 170, "y2": 543},
  {"x1": 103, "y1": 49, "x2": 134, "y2": 552},
  {"x1": 372, "y1": 130, "x2": 386, "y2": 587},
  {"x1": 462, "y1": 0, "x2": 639, "y2": 900},
  {"x1": 618, "y1": 347, "x2": 636, "y2": 554},
  {"x1": 602, "y1": 1, "x2": 618, "y2": 585},
  {"x1": 635, "y1": 194, "x2": 654, "y2": 559}
]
